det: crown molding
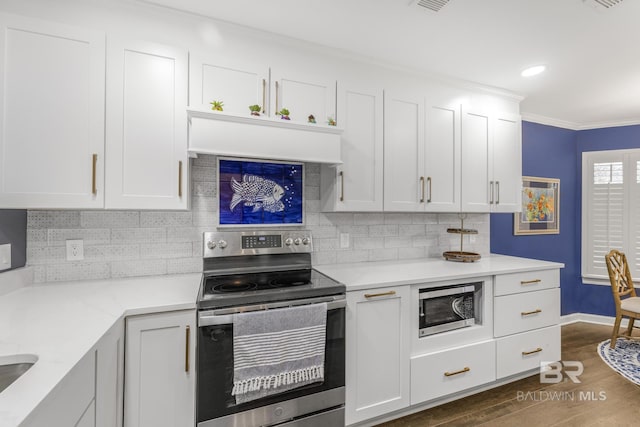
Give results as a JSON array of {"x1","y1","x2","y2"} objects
[{"x1": 520, "y1": 113, "x2": 579, "y2": 130}]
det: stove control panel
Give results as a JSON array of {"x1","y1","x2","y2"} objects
[{"x1": 203, "y1": 231, "x2": 312, "y2": 257}]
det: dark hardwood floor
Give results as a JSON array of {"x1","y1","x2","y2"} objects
[{"x1": 377, "y1": 323, "x2": 640, "y2": 427}]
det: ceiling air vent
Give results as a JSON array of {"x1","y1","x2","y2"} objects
[
  {"x1": 415, "y1": 0, "x2": 451, "y2": 13},
  {"x1": 583, "y1": 0, "x2": 624, "y2": 10}
]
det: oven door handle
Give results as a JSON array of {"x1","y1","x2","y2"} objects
[{"x1": 198, "y1": 295, "x2": 346, "y2": 327}]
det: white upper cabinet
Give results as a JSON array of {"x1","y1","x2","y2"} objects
[
  {"x1": 0, "y1": 14, "x2": 105, "y2": 209},
  {"x1": 424, "y1": 96, "x2": 461, "y2": 212},
  {"x1": 105, "y1": 38, "x2": 188, "y2": 210},
  {"x1": 461, "y1": 107, "x2": 522, "y2": 213},
  {"x1": 271, "y1": 69, "x2": 336, "y2": 124},
  {"x1": 461, "y1": 107, "x2": 491, "y2": 212},
  {"x1": 383, "y1": 91, "x2": 425, "y2": 211},
  {"x1": 321, "y1": 82, "x2": 383, "y2": 211},
  {"x1": 189, "y1": 55, "x2": 269, "y2": 116},
  {"x1": 492, "y1": 113, "x2": 522, "y2": 212}
]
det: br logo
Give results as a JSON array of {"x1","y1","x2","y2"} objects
[{"x1": 540, "y1": 361, "x2": 584, "y2": 384}]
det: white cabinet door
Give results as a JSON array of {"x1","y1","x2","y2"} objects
[
  {"x1": 460, "y1": 107, "x2": 491, "y2": 212},
  {"x1": 189, "y1": 55, "x2": 269, "y2": 116},
  {"x1": 492, "y1": 113, "x2": 522, "y2": 212},
  {"x1": 346, "y1": 287, "x2": 410, "y2": 425},
  {"x1": 106, "y1": 38, "x2": 188, "y2": 210},
  {"x1": 383, "y1": 91, "x2": 425, "y2": 211},
  {"x1": 0, "y1": 14, "x2": 105, "y2": 209},
  {"x1": 321, "y1": 82, "x2": 383, "y2": 211},
  {"x1": 96, "y1": 320, "x2": 124, "y2": 427},
  {"x1": 424, "y1": 98, "x2": 460, "y2": 212},
  {"x1": 271, "y1": 69, "x2": 336, "y2": 124},
  {"x1": 124, "y1": 310, "x2": 196, "y2": 427}
]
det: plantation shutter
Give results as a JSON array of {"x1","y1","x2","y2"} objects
[{"x1": 582, "y1": 149, "x2": 640, "y2": 283}]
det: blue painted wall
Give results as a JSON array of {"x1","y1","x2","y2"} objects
[{"x1": 491, "y1": 121, "x2": 640, "y2": 317}]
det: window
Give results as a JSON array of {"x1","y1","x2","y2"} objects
[{"x1": 582, "y1": 149, "x2": 640, "y2": 284}]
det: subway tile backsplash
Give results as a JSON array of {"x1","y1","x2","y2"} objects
[{"x1": 26, "y1": 155, "x2": 490, "y2": 283}]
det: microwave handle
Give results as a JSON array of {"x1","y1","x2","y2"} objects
[{"x1": 199, "y1": 296, "x2": 346, "y2": 327}]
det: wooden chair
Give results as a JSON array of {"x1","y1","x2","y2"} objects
[{"x1": 604, "y1": 249, "x2": 640, "y2": 348}]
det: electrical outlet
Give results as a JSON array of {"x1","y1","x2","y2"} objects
[
  {"x1": 0, "y1": 243, "x2": 11, "y2": 271},
  {"x1": 66, "y1": 239, "x2": 84, "y2": 261},
  {"x1": 340, "y1": 233, "x2": 350, "y2": 249}
]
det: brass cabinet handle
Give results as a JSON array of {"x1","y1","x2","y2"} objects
[
  {"x1": 426, "y1": 176, "x2": 432, "y2": 203},
  {"x1": 339, "y1": 171, "x2": 344, "y2": 202},
  {"x1": 185, "y1": 325, "x2": 190, "y2": 373},
  {"x1": 364, "y1": 290, "x2": 396, "y2": 299},
  {"x1": 489, "y1": 181, "x2": 494, "y2": 204},
  {"x1": 275, "y1": 81, "x2": 279, "y2": 113},
  {"x1": 419, "y1": 176, "x2": 425, "y2": 203},
  {"x1": 262, "y1": 79, "x2": 266, "y2": 113},
  {"x1": 521, "y1": 309, "x2": 542, "y2": 316},
  {"x1": 522, "y1": 347, "x2": 543, "y2": 356},
  {"x1": 496, "y1": 181, "x2": 500, "y2": 204},
  {"x1": 520, "y1": 279, "x2": 542, "y2": 285},
  {"x1": 178, "y1": 161, "x2": 183, "y2": 198},
  {"x1": 91, "y1": 154, "x2": 98, "y2": 195},
  {"x1": 444, "y1": 367, "x2": 470, "y2": 377}
]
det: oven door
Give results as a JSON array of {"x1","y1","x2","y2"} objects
[{"x1": 197, "y1": 295, "x2": 345, "y2": 427}]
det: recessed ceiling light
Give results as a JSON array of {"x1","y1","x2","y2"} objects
[{"x1": 521, "y1": 65, "x2": 546, "y2": 77}]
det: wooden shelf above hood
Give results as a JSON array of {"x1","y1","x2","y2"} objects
[{"x1": 187, "y1": 108, "x2": 343, "y2": 164}]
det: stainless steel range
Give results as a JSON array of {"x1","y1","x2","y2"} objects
[{"x1": 196, "y1": 230, "x2": 346, "y2": 427}]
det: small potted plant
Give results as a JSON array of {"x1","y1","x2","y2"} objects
[
  {"x1": 249, "y1": 104, "x2": 261, "y2": 116},
  {"x1": 308, "y1": 114, "x2": 316, "y2": 123},
  {"x1": 327, "y1": 116, "x2": 336, "y2": 126},
  {"x1": 210, "y1": 100, "x2": 224, "y2": 111},
  {"x1": 278, "y1": 108, "x2": 290, "y2": 120}
]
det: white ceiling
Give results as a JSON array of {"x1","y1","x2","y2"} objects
[{"x1": 142, "y1": 0, "x2": 640, "y2": 129}]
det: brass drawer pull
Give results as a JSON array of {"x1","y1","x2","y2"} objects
[
  {"x1": 178, "y1": 160, "x2": 183, "y2": 198},
  {"x1": 185, "y1": 325, "x2": 190, "y2": 373},
  {"x1": 444, "y1": 367, "x2": 470, "y2": 377},
  {"x1": 520, "y1": 279, "x2": 542, "y2": 285},
  {"x1": 419, "y1": 176, "x2": 425, "y2": 202},
  {"x1": 91, "y1": 153, "x2": 98, "y2": 195},
  {"x1": 275, "y1": 80, "x2": 279, "y2": 113},
  {"x1": 521, "y1": 309, "x2": 542, "y2": 316},
  {"x1": 339, "y1": 171, "x2": 344, "y2": 202},
  {"x1": 364, "y1": 291, "x2": 396, "y2": 299},
  {"x1": 426, "y1": 176, "x2": 432, "y2": 203},
  {"x1": 262, "y1": 79, "x2": 266, "y2": 113},
  {"x1": 522, "y1": 347, "x2": 543, "y2": 356}
]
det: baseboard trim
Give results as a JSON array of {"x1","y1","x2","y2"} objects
[{"x1": 561, "y1": 312, "x2": 627, "y2": 327}]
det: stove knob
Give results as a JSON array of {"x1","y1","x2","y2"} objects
[
  {"x1": 284, "y1": 238, "x2": 293, "y2": 246},
  {"x1": 302, "y1": 237, "x2": 311, "y2": 245},
  {"x1": 218, "y1": 240, "x2": 228, "y2": 249},
  {"x1": 206, "y1": 240, "x2": 217, "y2": 250},
  {"x1": 294, "y1": 238, "x2": 302, "y2": 245}
]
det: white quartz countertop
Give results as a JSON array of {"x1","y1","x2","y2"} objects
[
  {"x1": 0, "y1": 270, "x2": 201, "y2": 427},
  {"x1": 314, "y1": 254, "x2": 564, "y2": 291}
]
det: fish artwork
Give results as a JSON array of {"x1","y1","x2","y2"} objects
[{"x1": 230, "y1": 174, "x2": 286, "y2": 213}]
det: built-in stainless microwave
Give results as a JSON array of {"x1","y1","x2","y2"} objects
[{"x1": 418, "y1": 282, "x2": 482, "y2": 337}]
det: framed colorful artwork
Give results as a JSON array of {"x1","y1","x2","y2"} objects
[
  {"x1": 217, "y1": 157, "x2": 304, "y2": 227},
  {"x1": 514, "y1": 176, "x2": 560, "y2": 235}
]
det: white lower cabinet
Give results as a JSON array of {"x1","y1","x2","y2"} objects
[
  {"x1": 22, "y1": 321, "x2": 123, "y2": 427},
  {"x1": 346, "y1": 287, "x2": 410, "y2": 425},
  {"x1": 410, "y1": 340, "x2": 496, "y2": 405},
  {"x1": 494, "y1": 288, "x2": 560, "y2": 337},
  {"x1": 124, "y1": 310, "x2": 196, "y2": 427},
  {"x1": 496, "y1": 325, "x2": 561, "y2": 379}
]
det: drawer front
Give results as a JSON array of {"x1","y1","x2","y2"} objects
[
  {"x1": 494, "y1": 288, "x2": 560, "y2": 337},
  {"x1": 494, "y1": 269, "x2": 559, "y2": 297},
  {"x1": 410, "y1": 340, "x2": 495, "y2": 405},
  {"x1": 496, "y1": 325, "x2": 561, "y2": 379}
]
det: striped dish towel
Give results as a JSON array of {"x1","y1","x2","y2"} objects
[{"x1": 231, "y1": 303, "x2": 327, "y2": 404}]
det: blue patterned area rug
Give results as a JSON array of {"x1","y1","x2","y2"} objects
[{"x1": 597, "y1": 339, "x2": 640, "y2": 386}]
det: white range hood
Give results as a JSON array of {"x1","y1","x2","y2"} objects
[{"x1": 187, "y1": 109, "x2": 342, "y2": 164}]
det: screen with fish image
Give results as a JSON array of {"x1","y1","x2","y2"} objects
[{"x1": 218, "y1": 158, "x2": 304, "y2": 226}]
